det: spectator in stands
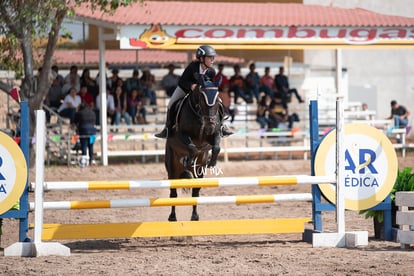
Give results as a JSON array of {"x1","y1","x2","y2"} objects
[
  {"x1": 109, "y1": 68, "x2": 122, "y2": 91},
  {"x1": 127, "y1": 88, "x2": 147, "y2": 124},
  {"x1": 274, "y1": 66, "x2": 304, "y2": 103},
  {"x1": 58, "y1": 87, "x2": 82, "y2": 124},
  {"x1": 51, "y1": 65, "x2": 64, "y2": 88},
  {"x1": 62, "y1": 65, "x2": 81, "y2": 95},
  {"x1": 245, "y1": 63, "x2": 261, "y2": 103},
  {"x1": 78, "y1": 85, "x2": 95, "y2": 109},
  {"x1": 268, "y1": 92, "x2": 299, "y2": 129},
  {"x1": 360, "y1": 103, "x2": 374, "y2": 120},
  {"x1": 125, "y1": 69, "x2": 142, "y2": 96},
  {"x1": 80, "y1": 68, "x2": 99, "y2": 101},
  {"x1": 140, "y1": 67, "x2": 157, "y2": 108},
  {"x1": 161, "y1": 63, "x2": 180, "y2": 97},
  {"x1": 388, "y1": 100, "x2": 410, "y2": 128},
  {"x1": 95, "y1": 88, "x2": 116, "y2": 126},
  {"x1": 46, "y1": 77, "x2": 63, "y2": 110},
  {"x1": 74, "y1": 102, "x2": 97, "y2": 165},
  {"x1": 230, "y1": 64, "x2": 252, "y2": 104},
  {"x1": 260, "y1": 66, "x2": 275, "y2": 98},
  {"x1": 114, "y1": 78, "x2": 125, "y2": 94},
  {"x1": 113, "y1": 85, "x2": 132, "y2": 129},
  {"x1": 256, "y1": 95, "x2": 270, "y2": 129},
  {"x1": 214, "y1": 63, "x2": 230, "y2": 92}
]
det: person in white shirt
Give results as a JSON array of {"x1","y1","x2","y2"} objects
[{"x1": 58, "y1": 87, "x2": 82, "y2": 124}]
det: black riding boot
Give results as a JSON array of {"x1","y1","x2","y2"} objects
[
  {"x1": 218, "y1": 102, "x2": 234, "y2": 137},
  {"x1": 155, "y1": 110, "x2": 172, "y2": 138},
  {"x1": 221, "y1": 125, "x2": 234, "y2": 137}
]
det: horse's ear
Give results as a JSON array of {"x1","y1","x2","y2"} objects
[
  {"x1": 214, "y1": 75, "x2": 222, "y2": 88},
  {"x1": 195, "y1": 72, "x2": 207, "y2": 87}
]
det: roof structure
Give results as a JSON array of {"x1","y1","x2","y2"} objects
[
  {"x1": 74, "y1": 1, "x2": 414, "y2": 27},
  {"x1": 52, "y1": 49, "x2": 245, "y2": 67},
  {"x1": 74, "y1": 1, "x2": 414, "y2": 50}
]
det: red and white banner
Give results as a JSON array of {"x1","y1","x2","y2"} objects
[{"x1": 120, "y1": 24, "x2": 414, "y2": 50}]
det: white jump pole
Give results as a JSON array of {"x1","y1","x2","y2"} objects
[
  {"x1": 336, "y1": 49, "x2": 345, "y2": 234},
  {"x1": 312, "y1": 48, "x2": 368, "y2": 248},
  {"x1": 32, "y1": 110, "x2": 70, "y2": 256}
]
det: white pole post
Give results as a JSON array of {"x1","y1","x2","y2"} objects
[
  {"x1": 34, "y1": 110, "x2": 46, "y2": 243},
  {"x1": 98, "y1": 27, "x2": 108, "y2": 166},
  {"x1": 336, "y1": 48, "x2": 345, "y2": 234}
]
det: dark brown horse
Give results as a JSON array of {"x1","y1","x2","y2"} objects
[{"x1": 165, "y1": 75, "x2": 222, "y2": 221}]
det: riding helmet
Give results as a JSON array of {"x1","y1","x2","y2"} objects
[{"x1": 196, "y1": 45, "x2": 217, "y2": 59}]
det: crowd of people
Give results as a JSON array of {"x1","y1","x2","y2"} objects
[
  {"x1": 44, "y1": 60, "x2": 306, "y2": 138},
  {"x1": 43, "y1": 64, "x2": 162, "y2": 164},
  {"x1": 41, "y1": 45, "x2": 308, "y2": 161},
  {"x1": 216, "y1": 63, "x2": 304, "y2": 131},
  {"x1": 44, "y1": 64, "x2": 160, "y2": 128}
]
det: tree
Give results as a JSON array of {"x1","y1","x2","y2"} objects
[{"x1": 0, "y1": 0, "x2": 139, "y2": 166}]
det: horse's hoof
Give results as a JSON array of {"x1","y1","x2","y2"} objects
[
  {"x1": 191, "y1": 214, "x2": 199, "y2": 221},
  {"x1": 168, "y1": 215, "x2": 177, "y2": 221}
]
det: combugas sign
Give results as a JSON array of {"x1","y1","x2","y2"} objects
[
  {"x1": 314, "y1": 124, "x2": 398, "y2": 211},
  {"x1": 0, "y1": 131, "x2": 27, "y2": 214}
]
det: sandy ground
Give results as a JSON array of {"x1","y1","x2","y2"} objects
[{"x1": 1, "y1": 158, "x2": 414, "y2": 275}]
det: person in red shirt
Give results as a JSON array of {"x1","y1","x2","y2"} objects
[
  {"x1": 260, "y1": 66, "x2": 275, "y2": 98},
  {"x1": 214, "y1": 63, "x2": 230, "y2": 92},
  {"x1": 78, "y1": 86, "x2": 94, "y2": 109}
]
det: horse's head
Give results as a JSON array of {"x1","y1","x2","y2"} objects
[{"x1": 193, "y1": 74, "x2": 222, "y2": 135}]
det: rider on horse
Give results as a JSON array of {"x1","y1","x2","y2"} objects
[{"x1": 155, "y1": 45, "x2": 234, "y2": 138}]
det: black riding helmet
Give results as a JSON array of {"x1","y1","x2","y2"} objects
[{"x1": 196, "y1": 45, "x2": 217, "y2": 59}]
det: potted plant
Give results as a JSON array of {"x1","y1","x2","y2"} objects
[{"x1": 359, "y1": 167, "x2": 414, "y2": 239}]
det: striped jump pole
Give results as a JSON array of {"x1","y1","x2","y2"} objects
[
  {"x1": 31, "y1": 175, "x2": 335, "y2": 191},
  {"x1": 29, "y1": 193, "x2": 313, "y2": 210}
]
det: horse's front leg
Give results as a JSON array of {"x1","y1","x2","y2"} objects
[
  {"x1": 191, "y1": 187, "x2": 201, "y2": 221},
  {"x1": 168, "y1": 188, "x2": 178, "y2": 221},
  {"x1": 178, "y1": 132, "x2": 197, "y2": 168},
  {"x1": 208, "y1": 134, "x2": 221, "y2": 167}
]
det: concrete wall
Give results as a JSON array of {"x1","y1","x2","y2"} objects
[{"x1": 304, "y1": 0, "x2": 414, "y2": 134}]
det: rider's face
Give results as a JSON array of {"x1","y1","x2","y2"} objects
[{"x1": 203, "y1": 56, "x2": 215, "y2": 67}]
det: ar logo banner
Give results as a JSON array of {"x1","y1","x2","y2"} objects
[
  {"x1": 344, "y1": 148, "x2": 379, "y2": 188},
  {"x1": 0, "y1": 156, "x2": 7, "y2": 194},
  {"x1": 314, "y1": 124, "x2": 398, "y2": 211},
  {"x1": 0, "y1": 132, "x2": 27, "y2": 215}
]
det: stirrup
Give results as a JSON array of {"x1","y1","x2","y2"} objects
[{"x1": 155, "y1": 127, "x2": 169, "y2": 138}]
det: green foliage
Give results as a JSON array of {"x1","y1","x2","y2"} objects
[
  {"x1": 0, "y1": 35, "x2": 24, "y2": 78},
  {"x1": 390, "y1": 167, "x2": 414, "y2": 202},
  {"x1": 74, "y1": 0, "x2": 140, "y2": 14},
  {"x1": 359, "y1": 167, "x2": 414, "y2": 223}
]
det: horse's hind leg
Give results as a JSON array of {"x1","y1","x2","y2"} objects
[
  {"x1": 168, "y1": 188, "x2": 177, "y2": 221},
  {"x1": 191, "y1": 187, "x2": 200, "y2": 221}
]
